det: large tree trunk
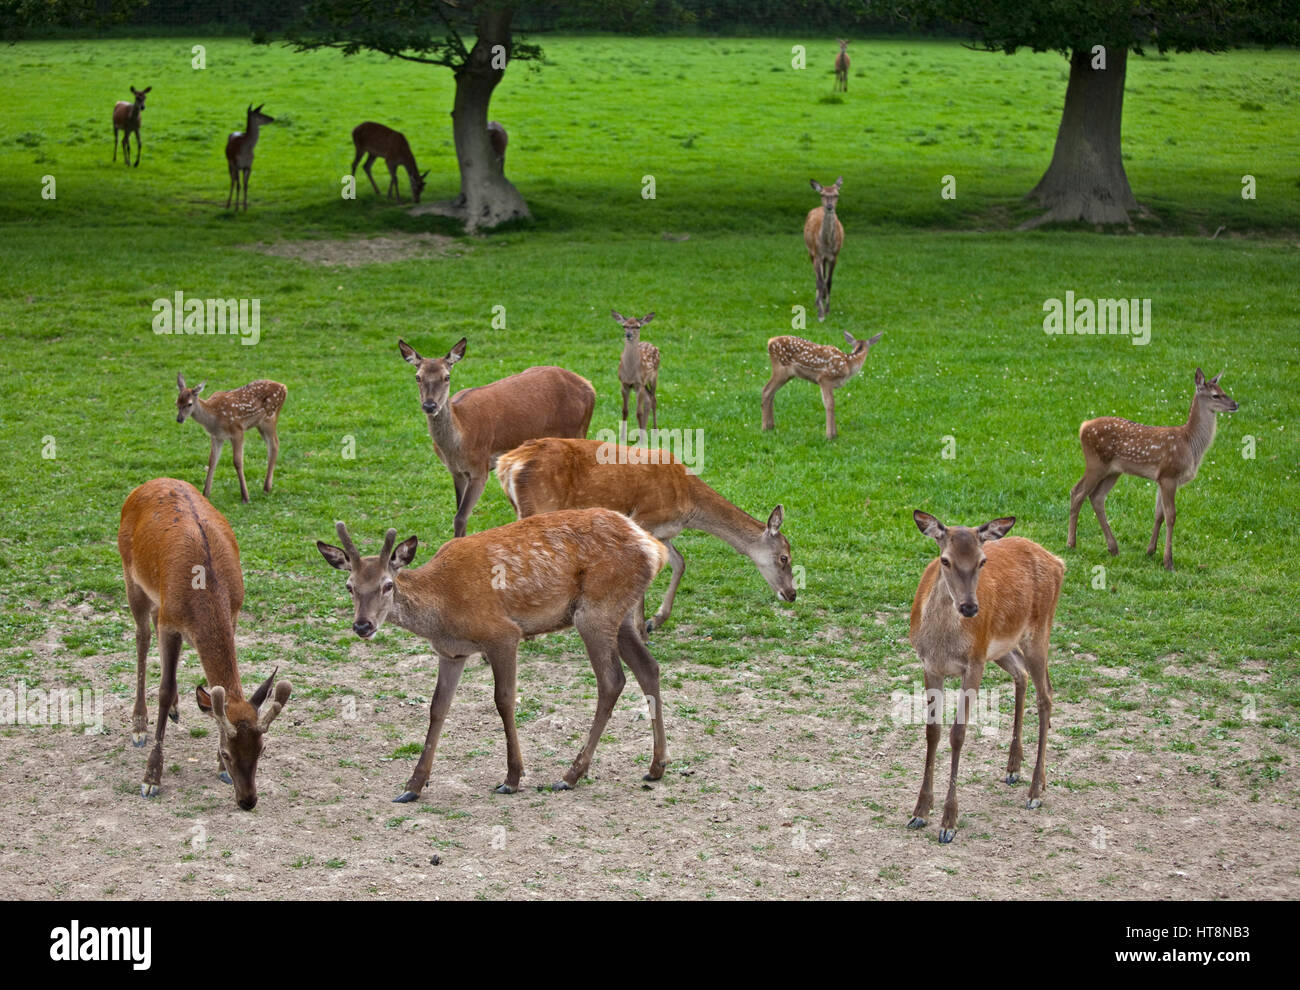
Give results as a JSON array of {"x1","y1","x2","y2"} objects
[{"x1": 1023, "y1": 47, "x2": 1140, "y2": 227}]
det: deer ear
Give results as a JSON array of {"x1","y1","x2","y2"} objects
[
  {"x1": 1195, "y1": 367, "x2": 1206, "y2": 386},
  {"x1": 196, "y1": 684, "x2": 213, "y2": 713},
  {"x1": 914, "y1": 510, "x2": 945, "y2": 541},
  {"x1": 193, "y1": 381, "x2": 205, "y2": 395},
  {"x1": 398, "y1": 339, "x2": 420, "y2": 365},
  {"x1": 249, "y1": 668, "x2": 279, "y2": 708},
  {"x1": 317, "y1": 541, "x2": 351, "y2": 571},
  {"x1": 641, "y1": 312, "x2": 655, "y2": 324},
  {"x1": 867, "y1": 332, "x2": 883, "y2": 347},
  {"x1": 420, "y1": 170, "x2": 430, "y2": 180},
  {"x1": 809, "y1": 179, "x2": 823, "y2": 193},
  {"x1": 177, "y1": 372, "x2": 186, "y2": 390},
  {"x1": 833, "y1": 176, "x2": 843, "y2": 187},
  {"x1": 978, "y1": 517, "x2": 1016, "y2": 542},
  {"x1": 843, "y1": 330, "x2": 855, "y2": 344},
  {"x1": 391, "y1": 536, "x2": 418, "y2": 570},
  {"x1": 766, "y1": 505, "x2": 785, "y2": 535},
  {"x1": 610, "y1": 310, "x2": 624, "y2": 322},
  {"x1": 143, "y1": 86, "x2": 151, "y2": 93},
  {"x1": 1210, "y1": 371, "x2": 1223, "y2": 385},
  {"x1": 446, "y1": 338, "x2": 467, "y2": 364}
]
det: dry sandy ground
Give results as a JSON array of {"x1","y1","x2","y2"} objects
[{"x1": 236, "y1": 233, "x2": 462, "y2": 267}]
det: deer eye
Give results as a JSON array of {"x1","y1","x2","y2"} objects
[
  {"x1": 978, "y1": 559, "x2": 986, "y2": 568},
  {"x1": 345, "y1": 582, "x2": 353, "y2": 593},
  {"x1": 940, "y1": 558, "x2": 951, "y2": 568},
  {"x1": 780, "y1": 555, "x2": 789, "y2": 566},
  {"x1": 383, "y1": 581, "x2": 394, "y2": 593}
]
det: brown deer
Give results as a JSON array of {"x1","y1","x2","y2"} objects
[
  {"x1": 834, "y1": 40, "x2": 850, "y2": 92},
  {"x1": 317, "y1": 512, "x2": 670, "y2": 801},
  {"x1": 397, "y1": 338, "x2": 596, "y2": 538},
  {"x1": 488, "y1": 120, "x2": 508, "y2": 168},
  {"x1": 804, "y1": 176, "x2": 844, "y2": 321},
  {"x1": 497, "y1": 437, "x2": 796, "y2": 633},
  {"x1": 1067, "y1": 368, "x2": 1239, "y2": 570},
  {"x1": 613, "y1": 310, "x2": 661, "y2": 439},
  {"x1": 761, "y1": 330, "x2": 882, "y2": 439},
  {"x1": 176, "y1": 373, "x2": 286, "y2": 503},
  {"x1": 118, "y1": 478, "x2": 292, "y2": 809},
  {"x1": 225, "y1": 103, "x2": 274, "y2": 211},
  {"x1": 908, "y1": 512, "x2": 1064, "y2": 844},
  {"x1": 350, "y1": 122, "x2": 429, "y2": 204},
  {"x1": 112, "y1": 85, "x2": 150, "y2": 166}
]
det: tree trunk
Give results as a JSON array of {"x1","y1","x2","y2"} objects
[{"x1": 1024, "y1": 47, "x2": 1140, "y2": 227}]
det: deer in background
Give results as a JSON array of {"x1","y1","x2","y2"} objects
[
  {"x1": 834, "y1": 40, "x2": 850, "y2": 91},
  {"x1": 613, "y1": 310, "x2": 661, "y2": 440},
  {"x1": 805, "y1": 176, "x2": 844, "y2": 321},
  {"x1": 225, "y1": 103, "x2": 274, "y2": 210},
  {"x1": 317, "y1": 512, "x2": 670, "y2": 800},
  {"x1": 1068, "y1": 368, "x2": 1239, "y2": 570},
  {"x1": 176, "y1": 373, "x2": 286, "y2": 502},
  {"x1": 762, "y1": 330, "x2": 882, "y2": 439},
  {"x1": 488, "y1": 120, "x2": 508, "y2": 168},
  {"x1": 497, "y1": 437, "x2": 797, "y2": 633},
  {"x1": 397, "y1": 337, "x2": 596, "y2": 538},
  {"x1": 118, "y1": 478, "x2": 292, "y2": 808},
  {"x1": 351, "y1": 122, "x2": 429, "y2": 204},
  {"x1": 112, "y1": 85, "x2": 150, "y2": 166},
  {"x1": 908, "y1": 512, "x2": 1064, "y2": 844}
]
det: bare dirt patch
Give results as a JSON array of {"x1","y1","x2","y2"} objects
[{"x1": 237, "y1": 233, "x2": 463, "y2": 267}]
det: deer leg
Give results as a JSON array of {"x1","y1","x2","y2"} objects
[
  {"x1": 133, "y1": 130, "x2": 141, "y2": 167},
  {"x1": 647, "y1": 381, "x2": 658, "y2": 430},
  {"x1": 761, "y1": 366, "x2": 792, "y2": 430},
  {"x1": 350, "y1": 148, "x2": 363, "y2": 180},
  {"x1": 618, "y1": 612, "x2": 667, "y2": 781},
  {"x1": 113, "y1": 126, "x2": 119, "y2": 161},
  {"x1": 1025, "y1": 640, "x2": 1053, "y2": 808},
  {"x1": 142, "y1": 628, "x2": 182, "y2": 798},
  {"x1": 813, "y1": 264, "x2": 827, "y2": 321},
  {"x1": 242, "y1": 167, "x2": 251, "y2": 211},
  {"x1": 225, "y1": 166, "x2": 236, "y2": 209},
  {"x1": 620, "y1": 384, "x2": 632, "y2": 440},
  {"x1": 939, "y1": 668, "x2": 983, "y2": 843},
  {"x1": 825, "y1": 257, "x2": 837, "y2": 302},
  {"x1": 127, "y1": 581, "x2": 153, "y2": 747},
  {"x1": 230, "y1": 430, "x2": 250, "y2": 503},
  {"x1": 994, "y1": 649, "x2": 1027, "y2": 784},
  {"x1": 453, "y1": 470, "x2": 489, "y2": 539},
  {"x1": 635, "y1": 387, "x2": 651, "y2": 435},
  {"x1": 647, "y1": 540, "x2": 685, "y2": 633},
  {"x1": 555, "y1": 613, "x2": 626, "y2": 790},
  {"x1": 203, "y1": 436, "x2": 222, "y2": 498},
  {"x1": 909, "y1": 668, "x2": 943, "y2": 830},
  {"x1": 259, "y1": 422, "x2": 279, "y2": 492},
  {"x1": 1158, "y1": 476, "x2": 1178, "y2": 570},
  {"x1": 362, "y1": 154, "x2": 381, "y2": 196},
  {"x1": 1146, "y1": 489, "x2": 1165, "y2": 556},
  {"x1": 820, "y1": 381, "x2": 838, "y2": 440},
  {"x1": 395, "y1": 654, "x2": 466, "y2": 802},
  {"x1": 1089, "y1": 473, "x2": 1121, "y2": 555},
  {"x1": 1068, "y1": 468, "x2": 1102, "y2": 547},
  {"x1": 391, "y1": 164, "x2": 404, "y2": 204},
  {"x1": 485, "y1": 642, "x2": 525, "y2": 793}
]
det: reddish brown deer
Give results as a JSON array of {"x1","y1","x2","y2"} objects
[
  {"x1": 397, "y1": 337, "x2": 596, "y2": 538},
  {"x1": 834, "y1": 40, "x2": 850, "y2": 92},
  {"x1": 317, "y1": 512, "x2": 670, "y2": 800},
  {"x1": 804, "y1": 177, "x2": 844, "y2": 321},
  {"x1": 118, "y1": 478, "x2": 291, "y2": 808},
  {"x1": 176, "y1": 373, "x2": 286, "y2": 502},
  {"x1": 761, "y1": 330, "x2": 882, "y2": 439},
  {"x1": 612, "y1": 310, "x2": 661, "y2": 439},
  {"x1": 497, "y1": 437, "x2": 796, "y2": 633},
  {"x1": 350, "y1": 122, "x2": 429, "y2": 204},
  {"x1": 225, "y1": 103, "x2": 274, "y2": 210},
  {"x1": 112, "y1": 85, "x2": 150, "y2": 166},
  {"x1": 907, "y1": 512, "x2": 1064, "y2": 844},
  {"x1": 488, "y1": 120, "x2": 508, "y2": 168},
  {"x1": 1067, "y1": 368, "x2": 1239, "y2": 570}
]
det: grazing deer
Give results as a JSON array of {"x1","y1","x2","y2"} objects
[
  {"x1": 112, "y1": 85, "x2": 150, "y2": 166},
  {"x1": 834, "y1": 40, "x2": 850, "y2": 91},
  {"x1": 762, "y1": 330, "x2": 882, "y2": 439},
  {"x1": 225, "y1": 103, "x2": 274, "y2": 211},
  {"x1": 612, "y1": 310, "x2": 661, "y2": 439},
  {"x1": 317, "y1": 512, "x2": 670, "y2": 800},
  {"x1": 1068, "y1": 368, "x2": 1239, "y2": 570},
  {"x1": 805, "y1": 176, "x2": 844, "y2": 321},
  {"x1": 175, "y1": 373, "x2": 286, "y2": 503},
  {"x1": 497, "y1": 437, "x2": 796, "y2": 633},
  {"x1": 118, "y1": 478, "x2": 292, "y2": 808},
  {"x1": 908, "y1": 512, "x2": 1064, "y2": 844},
  {"x1": 488, "y1": 120, "x2": 508, "y2": 168},
  {"x1": 350, "y1": 122, "x2": 430, "y2": 204},
  {"x1": 398, "y1": 337, "x2": 596, "y2": 538}
]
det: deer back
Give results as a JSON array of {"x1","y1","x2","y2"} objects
[{"x1": 448, "y1": 366, "x2": 596, "y2": 462}]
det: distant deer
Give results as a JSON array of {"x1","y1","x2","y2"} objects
[
  {"x1": 612, "y1": 310, "x2": 661, "y2": 439},
  {"x1": 225, "y1": 103, "x2": 274, "y2": 210},
  {"x1": 176, "y1": 373, "x2": 286, "y2": 502},
  {"x1": 834, "y1": 40, "x2": 850, "y2": 91},
  {"x1": 497, "y1": 437, "x2": 797, "y2": 633},
  {"x1": 908, "y1": 511, "x2": 1064, "y2": 844},
  {"x1": 762, "y1": 330, "x2": 882, "y2": 439},
  {"x1": 118, "y1": 478, "x2": 292, "y2": 808},
  {"x1": 397, "y1": 337, "x2": 596, "y2": 538},
  {"x1": 1068, "y1": 368, "x2": 1239, "y2": 570},
  {"x1": 805, "y1": 176, "x2": 844, "y2": 321},
  {"x1": 317, "y1": 512, "x2": 670, "y2": 800},
  {"x1": 112, "y1": 85, "x2": 150, "y2": 166},
  {"x1": 351, "y1": 122, "x2": 429, "y2": 204},
  {"x1": 488, "y1": 120, "x2": 508, "y2": 168}
]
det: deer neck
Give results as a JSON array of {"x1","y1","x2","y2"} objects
[
  {"x1": 190, "y1": 397, "x2": 221, "y2": 432},
  {"x1": 195, "y1": 624, "x2": 244, "y2": 703},
  {"x1": 685, "y1": 476, "x2": 764, "y2": 559},
  {"x1": 619, "y1": 338, "x2": 642, "y2": 381},
  {"x1": 844, "y1": 347, "x2": 867, "y2": 377},
  {"x1": 243, "y1": 119, "x2": 261, "y2": 151},
  {"x1": 390, "y1": 570, "x2": 442, "y2": 641},
  {"x1": 1183, "y1": 393, "x2": 1219, "y2": 468},
  {"x1": 818, "y1": 207, "x2": 838, "y2": 253},
  {"x1": 426, "y1": 402, "x2": 466, "y2": 460}
]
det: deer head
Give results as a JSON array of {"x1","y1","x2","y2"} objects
[
  {"x1": 176, "y1": 372, "x2": 206, "y2": 422},
  {"x1": 411, "y1": 169, "x2": 431, "y2": 203},
  {"x1": 195, "y1": 669, "x2": 291, "y2": 810},
  {"x1": 843, "y1": 330, "x2": 883, "y2": 361},
  {"x1": 611, "y1": 310, "x2": 655, "y2": 343},
  {"x1": 810, "y1": 176, "x2": 843, "y2": 213},
  {"x1": 398, "y1": 337, "x2": 466, "y2": 417},
  {"x1": 130, "y1": 85, "x2": 150, "y2": 111},
  {"x1": 913, "y1": 511, "x2": 1015, "y2": 619},
  {"x1": 247, "y1": 103, "x2": 275, "y2": 127},
  {"x1": 1194, "y1": 368, "x2": 1238, "y2": 413},
  {"x1": 752, "y1": 505, "x2": 797, "y2": 603},
  {"x1": 317, "y1": 521, "x2": 418, "y2": 639}
]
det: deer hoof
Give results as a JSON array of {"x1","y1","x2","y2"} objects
[
  {"x1": 1027, "y1": 797, "x2": 1042, "y2": 810},
  {"x1": 219, "y1": 771, "x2": 233, "y2": 785},
  {"x1": 140, "y1": 783, "x2": 159, "y2": 798},
  {"x1": 643, "y1": 619, "x2": 655, "y2": 635},
  {"x1": 168, "y1": 708, "x2": 180, "y2": 724},
  {"x1": 132, "y1": 732, "x2": 148, "y2": 747},
  {"x1": 906, "y1": 816, "x2": 927, "y2": 830},
  {"x1": 1005, "y1": 773, "x2": 1019, "y2": 785},
  {"x1": 492, "y1": 783, "x2": 517, "y2": 795},
  {"x1": 393, "y1": 790, "x2": 420, "y2": 803},
  {"x1": 539, "y1": 780, "x2": 573, "y2": 792},
  {"x1": 938, "y1": 828, "x2": 957, "y2": 844}
]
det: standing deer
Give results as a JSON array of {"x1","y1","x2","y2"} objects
[
  {"x1": 225, "y1": 103, "x2": 274, "y2": 211},
  {"x1": 175, "y1": 373, "x2": 286, "y2": 502},
  {"x1": 908, "y1": 512, "x2": 1064, "y2": 844},
  {"x1": 805, "y1": 176, "x2": 844, "y2": 321},
  {"x1": 118, "y1": 478, "x2": 292, "y2": 808},
  {"x1": 834, "y1": 40, "x2": 850, "y2": 91},
  {"x1": 497, "y1": 437, "x2": 796, "y2": 633},
  {"x1": 397, "y1": 337, "x2": 596, "y2": 538},
  {"x1": 350, "y1": 122, "x2": 429, "y2": 204},
  {"x1": 612, "y1": 310, "x2": 660, "y2": 440},
  {"x1": 761, "y1": 330, "x2": 882, "y2": 439},
  {"x1": 317, "y1": 512, "x2": 670, "y2": 800},
  {"x1": 1068, "y1": 368, "x2": 1239, "y2": 570},
  {"x1": 112, "y1": 85, "x2": 150, "y2": 166},
  {"x1": 488, "y1": 120, "x2": 508, "y2": 168}
]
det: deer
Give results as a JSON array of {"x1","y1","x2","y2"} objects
[
  {"x1": 317, "y1": 512, "x2": 670, "y2": 801},
  {"x1": 397, "y1": 337, "x2": 597, "y2": 538},
  {"x1": 761, "y1": 330, "x2": 882, "y2": 439},
  {"x1": 118, "y1": 478, "x2": 292, "y2": 809},
  {"x1": 488, "y1": 120, "x2": 508, "y2": 168},
  {"x1": 612, "y1": 310, "x2": 661, "y2": 441},
  {"x1": 350, "y1": 122, "x2": 430, "y2": 204},
  {"x1": 805, "y1": 176, "x2": 844, "y2": 321},
  {"x1": 834, "y1": 40, "x2": 850, "y2": 91},
  {"x1": 1068, "y1": 368, "x2": 1239, "y2": 571},
  {"x1": 907, "y1": 511, "x2": 1064, "y2": 844},
  {"x1": 175, "y1": 373, "x2": 286, "y2": 503},
  {"x1": 497, "y1": 437, "x2": 797, "y2": 634},
  {"x1": 225, "y1": 103, "x2": 274, "y2": 211},
  {"x1": 112, "y1": 85, "x2": 150, "y2": 166}
]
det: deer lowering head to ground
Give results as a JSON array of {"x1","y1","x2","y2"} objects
[
  {"x1": 612, "y1": 310, "x2": 661, "y2": 439},
  {"x1": 1067, "y1": 367, "x2": 1239, "y2": 570},
  {"x1": 488, "y1": 120, "x2": 508, "y2": 167},
  {"x1": 351, "y1": 122, "x2": 429, "y2": 204},
  {"x1": 908, "y1": 512, "x2": 1064, "y2": 844},
  {"x1": 397, "y1": 337, "x2": 597, "y2": 538},
  {"x1": 804, "y1": 176, "x2": 844, "y2": 321},
  {"x1": 176, "y1": 373, "x2": 286, "y2": 503},
  {"x1": 497, "y1": 437, "x2": 796, "y2": 633},
  {"x1": 317, "y1": 511, "x2": 670, "y2": 801},
  {"x1": 762, "y1": 330, "x2": 882, "y2": 439},
  {"x1": 118, "y1": 479, "x2": 291, "y2": 808},
  {"x1": 834, "y1": 40, "x2": 850, "y2": 91},
  {"x1": 112, "y1": 85, "x2": 150, "y2": 166},
  {"x1": 225, "y1": 103, "x2": 274, "y2": 210}
]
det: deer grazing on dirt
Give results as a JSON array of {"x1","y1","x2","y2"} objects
[
  {"x1": 805, "y1": 176, "x2": 844, "y2": 321},
  {"x1": 497, "y1": 437, "x2": 796, "y2": 633},
  {"x1": 118, "y1": 478, "x2": 292, "y2": 809},
  {"x1": 351, "y1": 122, "x2": 429, "y2": 204},
  {"x1": 908, "y1": 512, "x2": 1064, "y2": 844},
  {"x1": 1067, "y1": 368, "x2": 1239, "y2": 571},
  {"x1": 112, "y1": 85, "x2": 150, "y2": 166},
  {"x1": 762, "y1": 330, "x2": 882, "y2": 439},
  {"x1": 225, "y1": 103, "x2": 274, "y2": 210},
  {"x1": 613, "y1": 310, "x2": 661, "y2": 439},
  {"x1": 834, "y1": 40, "x2": 850, "y2": 91},
  {"x1": 397, "y1": 337, "x2": 596, "y2": 538},
  {"x1": 488, "y1": 120, "x2": 508, "y2": 168},
  {"x1": 317, "y1": 512, "x2": 670, "y2": 800},
  {"x1": 176, "y1": 373, "x2": 286, "y2": 502}
]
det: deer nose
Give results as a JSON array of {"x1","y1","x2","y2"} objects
[
  {"x1": 959, "y1": 603, "x2": 979, "y2": 618},
  {"x1": 353, "y1": 619, "x2": 375, "y2": 638},
  {"x1": 176, "y1": 413, "x2": 185, "y2": 423},
  {"x1": 783, "y1": 589, "x2": 797, "y2": 602},
  {"x1": 421, "y1": 400, "x2": 438, "y2": 414},
  {"x1": 238, "y1": 794, "x2": 257, "y2": 811}
]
